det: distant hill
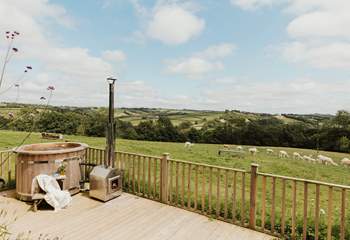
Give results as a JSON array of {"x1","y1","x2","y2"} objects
[{"x1": 0, "y1": 102, "x2": 334, "y2": 129}]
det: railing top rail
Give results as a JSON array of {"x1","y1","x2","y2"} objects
[
  {"x1": 88, "y1": 147, "x2": 162, "y2": 160},
  {"x1": 168, "y1": 158, "x2": 247, "y2": 173},
  {"x1": 258, "y1": 172, "x2": 350, "y2": 190},
  {"x1": 116, "y1": 150, "x2": 162, "y2": 160}
]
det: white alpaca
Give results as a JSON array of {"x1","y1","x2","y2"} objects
[
  {"x1": 303, "y1": 155, "x2": 316, "y2": 164},
  {"x1": 279, "y1": 150, "x2": 289, "y2": 158},
  {"x1": 266, "y1": 149, "x2": 274, "y2": 154},
  {"x1": 248, "y1": 147, "x2": 258, "y2": 155},
  {"x1": 341, "y1": 158, "x2": 350, "y2": 167},
  {"x1": 184, "y1": 141, "x2": 194, "y2": 148},
  {"x1": 317, "y1": 155, "x2": 338, "y2": 166},
  {"x1": 293, "y1": 152, "x2": 303, "y2": 160}
]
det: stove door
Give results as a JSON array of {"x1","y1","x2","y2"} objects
[{"x1": 108, "y1": 175, "x2": 121, "y2": 194}]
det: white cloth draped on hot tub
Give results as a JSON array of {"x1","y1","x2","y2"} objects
[{"x1": 31, "y1": 174, "x2": 72, "y2": 211}]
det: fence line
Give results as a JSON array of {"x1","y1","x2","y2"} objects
[{"x1": 84, "y1": 147, "x2": 349, "y2": 239}]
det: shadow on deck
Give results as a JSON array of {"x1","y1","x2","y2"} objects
[{"x1": 0, "y1": 190, "x2": 274, "y2": 240}]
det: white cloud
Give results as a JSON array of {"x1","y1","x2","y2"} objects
[
  {"x1": 230, "y1": 0, "x2": 282, "y2": 10},
  {"x1": 233, "y1": 0, "x2": 350, "y2": 70},
  {"x1": 128, "y1": 0, "x2": 205, "y2": 45},
  {"x1": 195, "y1": 43, "x2": 236, "y2": 59},
  {"x1": 165, "y1": 57, "x2": 223, "y2": 78},
  {"x1": 286, "y1": 4, "x2": 350, "y2": 40},
  {"x1": 200, "y1": 78, "x2": 350, "y2": 113},
  {"x1": 146, "y1": 5, "x2": 205, "y2": 45},
  {"x1": 165, "y1": 43, "x2": 235, "y2": 78},
  {"x1": 102, "y1": 50, "x2": 127, "y2": 63},
  {"x1": 282, "y1": 1, "x2": 350, "y2": 69},
  {"x1": 282, "y1": 41, "x2": 350, "y2": 69},
  {"x1": 0, "y1": 0, "x2": 124, "y2": 107}
]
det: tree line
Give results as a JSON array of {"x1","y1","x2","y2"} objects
[{"x1": 1, "y1": 107, "x2": 350, "y2": 153}]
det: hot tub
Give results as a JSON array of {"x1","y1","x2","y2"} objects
[{"x1": 15, "y1": 142, "x2": 88, "y2": 201}]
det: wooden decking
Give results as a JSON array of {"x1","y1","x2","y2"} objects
[{"x1": 1, "y1": 191, "x2": 273, "y2": 240}]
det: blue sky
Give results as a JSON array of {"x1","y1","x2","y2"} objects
[{"x1": 1, "y1": 0, "x2": 350, "y2": 114}]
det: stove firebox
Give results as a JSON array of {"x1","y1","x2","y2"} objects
[{"x1": 89, "y1": 166, "x2": 122, "y2": 202}]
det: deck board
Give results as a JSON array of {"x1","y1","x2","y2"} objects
[{"x1": 1, "y1": 191, "x2": 273, "y2": 240}]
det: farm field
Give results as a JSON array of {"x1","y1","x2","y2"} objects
[
  {"x1": 1, "y1": 130, "x2": 350, "y2": 238},
  {"x1": 1, "y1": 130, "x2": 349, "y2": 186},
  {"x1": 1, "y1": 105, "x2": 330, "y2": 129}
]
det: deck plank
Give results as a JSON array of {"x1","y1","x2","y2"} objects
[{"x1": 3, "y1": 192, "x2": 273, "y2": 240}]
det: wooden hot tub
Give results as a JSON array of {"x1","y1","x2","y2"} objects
[{"x1": 15, "y1": 142, "x2": 88, "y2": 201}]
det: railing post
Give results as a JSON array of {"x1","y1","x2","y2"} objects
[
  {"x1": 249, "y1": 163, "x2": 259, "y2": 229},
  {"x1": 160, "y1": 153, "x2": 169, "y2": 203}
]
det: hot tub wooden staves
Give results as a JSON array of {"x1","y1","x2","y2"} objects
[{"x1": 15, "y1": 142, "x2": 88, "y2": 201}]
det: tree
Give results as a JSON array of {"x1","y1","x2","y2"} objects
[
  {"x1": 36, "y1": 111, "x2": 81, "y2": 134},
  {"x1": 155, "y1": 116, "x2": 181, "y2": 142},
  {"x1": 84, "y1": 112, "x2": 107, "y2": 137},
  {"x1": 135, "y1": 121, "x2": 157, "y2": 140},
  {"x1": 333, "y1": 110, "x2": 350, "y2": 128},
  {"x1": 338, "y1": 136, "x2": 350, "y2": 152},
  {"x1": 116, "y1": 119, "x2": 138, "y2": 139}
]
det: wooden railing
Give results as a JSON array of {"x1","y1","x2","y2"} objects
[
  {"x1": 71, "y1": 147, "x2": 350, "y2": 239},
  {"x1": 0, "y1": 149, "x2": 16, "y2": 190},
  {"x1": 1, "y1": 146, "x2": 348, "y2": 239},
  {"x1": 255, "y1": 172, "x2": 349, "y2": 240}
]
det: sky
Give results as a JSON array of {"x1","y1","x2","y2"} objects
[{"x1": 0, "y1": 0, "x2": 350, "y2": 114}]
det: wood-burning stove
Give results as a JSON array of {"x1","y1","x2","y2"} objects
[{"x1": 89, "y1": 166, "x2": 122, "y2": 202}]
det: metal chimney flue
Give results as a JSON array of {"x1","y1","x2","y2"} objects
[
  {"x1": 105, "y1": 77, "x2": 117, "y2": 168},
  {"x1": 89, "y1": 76, "x2": 122, "y2": 202}
]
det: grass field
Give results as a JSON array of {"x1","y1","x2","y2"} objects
[
  {"x1": 1, "y1": 130, "x2": 349, "y2": 238},
  {"x1": 1, "y1": 129, "x2": 349, "y2": 186}
]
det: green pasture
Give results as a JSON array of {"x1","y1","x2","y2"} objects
[{"x1": 1, "y1": 130, "x2": 349, "y2": 239}]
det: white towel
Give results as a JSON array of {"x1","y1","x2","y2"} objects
[{"x1": 32, "y1": 174, "x2": 72, "y2": 211}]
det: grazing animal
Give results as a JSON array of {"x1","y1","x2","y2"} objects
[
  {"x1": 237, "y1": 146, "x2": 243, "y2": 151},
  {"x1": 184, "y1": 141, "x2": 194, "y2": 148},
  {"x1": 279, "y1": 150, "x2": 289, "y2": 158},
  {"x1": 303, "y1": 155, "x2": 316, "y2": 164},
  {"x1": 223, "y1": 144, "x2": 230, "y2": 149},
  {"x1": 248, "y1": 147, "x2": 258, "y2": 155},
  {"x1": 266, "y1": 149, "x2": 274, "y2": 154},
  {"x1": 341, "y1": 158, "x2": 350, "y2": 167},
  {"x1": 293, "y1": 152, "x2": 303, "y2": 160},
  {"x1": 317, "y1": 155, "x2": 338, "y2": 166}
]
